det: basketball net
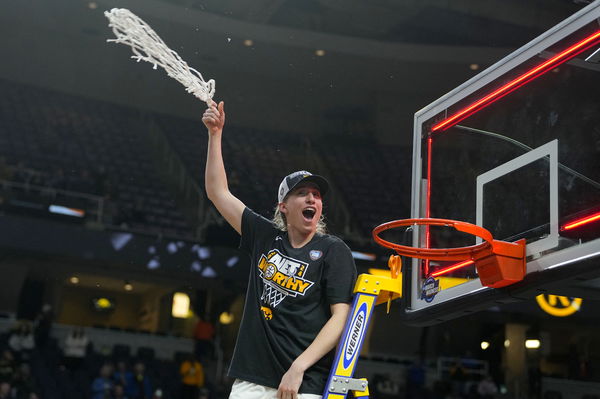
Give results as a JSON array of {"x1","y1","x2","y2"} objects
[
  {"x1": 104, "y1": 8, "x2": 216, "y2": 103},
  {"x1": 261, "y1": 282, "x2": 287, "y2": 308}
]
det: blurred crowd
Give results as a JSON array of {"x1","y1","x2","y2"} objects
[{"x1": 0, "y1": 315, "x2": 214, "y2": 399}]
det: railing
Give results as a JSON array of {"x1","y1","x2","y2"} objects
[
  {"x1": 0, "y1": 179, "x2": 104, "y2": 223},
  {"x1": 437, "y1": 356, "x2": 489, "y2": 379},
  {"x1": 0, "y1": 177, "x2": 198, "y2": 242},
  {"x1": 0, "y1": 318, "x2": 193, "y2": 360}
]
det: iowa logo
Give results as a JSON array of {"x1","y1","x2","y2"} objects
[
  {"x1": 261, "y1": 306, "x2": 273, "y2": 320},
  {"x1": 536, "y1": 294, "x2": 582, "y2": 317},
  {"x1": 257, "y1": 250, "x2": 315, "y2": 307}
]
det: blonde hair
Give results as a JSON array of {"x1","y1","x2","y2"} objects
[{"x1": 272, "y1": 205, "x2": 327, "y2": 235}]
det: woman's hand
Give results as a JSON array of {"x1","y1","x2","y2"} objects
[
  {"x1": 277, "y1": 363, "x2": 304, "y2": 399},
  {"x1": 202, "y1": 100, "x2": 225, "y2": 135}
]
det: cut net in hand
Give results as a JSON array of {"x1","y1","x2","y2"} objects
[{"x1": 105, "y1": 8, "x2": 215, "y2": 103}]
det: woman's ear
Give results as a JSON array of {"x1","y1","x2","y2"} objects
[{"x1": 278, "y1": 202, "x2": 287, "y2": 214}]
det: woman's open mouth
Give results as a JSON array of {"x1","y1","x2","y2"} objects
[{"x1": 302, "y1": 208, "x2": 316, "y2": 221}]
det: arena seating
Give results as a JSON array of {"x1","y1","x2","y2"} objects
[
  {"x1": 1, "y1": 79, "x2": 413, "y2": 243},
  {"x1": 157, "y1": 115, "x2": 314, "y2": 219},
  {"x1": 0, "y1": 80, "x2": 193, "y2": 238},
  {"x1": 316, "y1": 139, "x2": 411, "y2": 235},
  {"x1": 157, "y1": 114, "x2": 412, "y2": 238}
]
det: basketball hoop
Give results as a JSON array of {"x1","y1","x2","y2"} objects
[{"x1": 372, "y1": 218, "x2": 526, "y2": 288}]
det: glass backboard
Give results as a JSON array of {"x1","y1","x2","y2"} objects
[{"x1": 400, "y1": 1, "x2": 600, "y2": 325}]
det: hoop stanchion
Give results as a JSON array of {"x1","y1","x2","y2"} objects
[{"x1": 372, "y1": 218, "x2": 526, "y2": 288}]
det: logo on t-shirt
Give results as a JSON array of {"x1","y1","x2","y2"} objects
[
  {"x1": 309, "y1": 250, "x2": 322, "y2": 260},
  {"x1": 260, "y1": 306, "x2": 273, "y2": 320},
  {"x1": 257, "y1": 249, "x2": 315, "y2": 308}
]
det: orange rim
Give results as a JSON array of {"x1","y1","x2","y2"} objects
[{"x1": 372, "y1": 218, "x2": 493, "y2": 261}]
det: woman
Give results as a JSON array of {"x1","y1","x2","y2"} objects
[{"x1": 202, "y1": 100, "x2": 356, "y2": 399}]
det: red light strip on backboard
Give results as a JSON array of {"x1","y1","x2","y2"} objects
[
  {"x1": 431, "y1": 30, "x2": 600, "y2": 132},
  {"x1": 424, "y1": 136, "x2": 433, "y2": 276},
  {"x1": 428, "y1": 212, "x2": 600, "y2": 275},
  {"x1": 561, "y1": 211, "x2": 600, "y2": 231},
  {"x1": 430, "y1": 260, "x2": 475, "y2": 277}
]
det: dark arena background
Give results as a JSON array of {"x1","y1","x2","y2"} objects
[{"x1": 1, "y1": 1, "x2": 599, "y2": 398}]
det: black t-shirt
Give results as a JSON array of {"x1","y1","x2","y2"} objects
[{"x1": 228, "y1": 208, "x2": 357, "y2": 394}]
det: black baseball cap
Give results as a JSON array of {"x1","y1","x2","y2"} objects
[{"x1": 277, "y1": 171, "x2": 329, "y2": 203}]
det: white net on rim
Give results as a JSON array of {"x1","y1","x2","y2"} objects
[
  {"x1": 104, "y1": 8, "x2": 215, "y2": 103},
  {"x1": 261, "y1": 282, "x2": 288, "y2": 308}
]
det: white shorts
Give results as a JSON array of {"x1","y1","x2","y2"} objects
[{"x1": 229, "y1": 379, "x2": 322, "y2": 399}]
